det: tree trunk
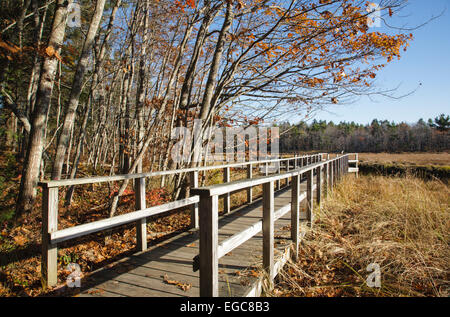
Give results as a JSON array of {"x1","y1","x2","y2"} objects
[
  {"x1": 51, "y1": 0, "x2": 107, "y2": 180},
  {"x1": 16, "y1": 0, "x2": 72, "y2": 217}
]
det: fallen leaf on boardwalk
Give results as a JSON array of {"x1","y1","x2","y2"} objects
[
  {"x1": 87, "y1": 288, "x2": 104, "y2": 295},
  {"x1": 163, "y1": 274, "x2": 191, "y2": 292},
  {"x1": 186, "y1": 243, "x2": 196, "y2": 247}
]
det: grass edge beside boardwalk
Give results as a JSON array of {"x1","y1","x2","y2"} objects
[{"x1": 270, "y1": 174, "x2": 449, "y2": 297}]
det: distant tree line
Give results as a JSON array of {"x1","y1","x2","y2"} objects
[{"x1": 279, "y1": 114, "x2": 450, "y2": 153}]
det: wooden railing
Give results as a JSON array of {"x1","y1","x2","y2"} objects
[
  {"x1": 38, "y1": 153, "x2": 325, "y2": 288},
  {"x1": 191, "y1": 154, "x2": 352, "y2": 297}
]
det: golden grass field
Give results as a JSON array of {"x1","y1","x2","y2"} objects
[
  {"x1": 358, "y1": 152, "x2": 450, "y2": 166},
  {"x1": 271, "y1": 174, "x2": 449, "y2": 297}
]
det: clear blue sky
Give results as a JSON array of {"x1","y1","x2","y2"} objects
[{"x1": 296, "y1": 0, "x2": 450, "y2": 125}]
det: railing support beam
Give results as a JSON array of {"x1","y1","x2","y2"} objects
[
  {"x1": 247, "y1": 164, "x2": 253, "y2": 203},
  {"x1": 291, "y1": 175, "x2": 300, "y2": 260},
  {"x1": 199, "y1": 195, "x2": 219, "y2": 297},
  {"x1": 263, "y1": 181, "x2": 274, "y2": 282},
  {"x1": 190, "y1": 171, "x2": 199, "y2": 229},
  {"x1": 306, "y1": 169, "x2": 314, "y2": 227},
  {"x1": 223, "y1": 167, "x2": 231, "y2": 214},
  {"x1": 316, "y1": 166, "x2": 322, "y2": 206},
  {"x1": 42, "y1": 187, "x2": 58, "y2": 288},
  {"x1": 135, "y1": 177, "x2": 147, "y2": 251}
]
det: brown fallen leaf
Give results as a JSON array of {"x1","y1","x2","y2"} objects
[
  {"x1": 163, "y1": 274, "x2": 192, "y2": 292},
  {"x1": 87, "y1": 288, "x2": 104, "y2": 295}
]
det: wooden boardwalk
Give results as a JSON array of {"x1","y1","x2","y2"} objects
[{"x1": 76, "y1": 181, "x2": 312, "y2": 297}]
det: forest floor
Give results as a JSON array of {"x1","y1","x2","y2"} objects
[{"x1": 270, "y1": 174, "x2": 449, "y2": 297}]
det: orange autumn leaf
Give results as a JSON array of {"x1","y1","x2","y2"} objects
[{"x1": 44, "y1": 45, "x2": 63, "y2": 62}]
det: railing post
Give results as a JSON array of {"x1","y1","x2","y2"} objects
[
  {"x1": 291, "y1": 174, "x2": 300, "y2": 260},
  {"x1": 329, "y1": 161, "x2": 333, "y2": 189},
  {"x1": 199, "y1": 195, "x2": 219, "y2": 297},
  {"x1": 190, "y1": 171, "x2": 199, "y2": 229},
  {"x1": 337, "y1": 158, "x2": 340, "y2": 181},
  {"x1": 316, "y1": 166, "x2": 322, "y2": 206},
  {"x1": 263, "y1": 181, "x2": 274, "y2": 282},
  {"x1": 336, "y1": 158, "x2": 339, "y2": 181},
  {"x1": 42, "y1": 186, "x2": 58, "y2": 288},
  {"x1": 286, "y1": 159, "x2": 290, "y2": 186},
  {"x1": 247, "y1": 164, "x2": 253, "y2": 203},
  {"x1": 223, "y1": 167, "x2": 230, "y2": 214},
  {"x1": 323, "y1": 163, "x2": 328, "y2": 197},
  {"x1": 333, "y1": 160, "x2": 337, "y2": 184},
  {"x1": 135, "y1": 177, "x2": 147, "y2": 251},
  {"x1": 276, "y1": 161, "x2": 281, "y2": 190},
  {"x1": 265, "y1": 162, "x2": 269, "y2": 176},
  {"x1": 355, "y1": 153, "x2": 359, "y2": 178},
  {"x1": 306, "y1": 169, "x2": 314, "y2": 227}
]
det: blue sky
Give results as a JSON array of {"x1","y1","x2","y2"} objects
[{"x1": 298, "y1": 0, "x2": 450, "y2": 125}]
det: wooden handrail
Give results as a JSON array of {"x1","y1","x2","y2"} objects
[
  {"x1": 191, "y1": 156, "x2": 343, "y2": 197},
  {"x1": 38, "y1": 154, "x2": 322, "y2": 188}
]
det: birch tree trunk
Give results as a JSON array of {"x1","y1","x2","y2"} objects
[
  {"x1": 16, "y1": 0, "x2": 72, "y2": 216},
  {"x1": 51, "y1": 0, "x2": 107, "y2": 180}
]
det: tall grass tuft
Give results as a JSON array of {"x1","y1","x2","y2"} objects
[{"x1": 271, "y1": 175, "x2": 449, "y2": 297}]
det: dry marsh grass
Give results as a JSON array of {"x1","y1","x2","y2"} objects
[
  {"x1": 271, "y1": 175, "x2": 449, "y2": 297},
  {"x1": 359, "y1": 152, "x2": 450, "y2": 166}
]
